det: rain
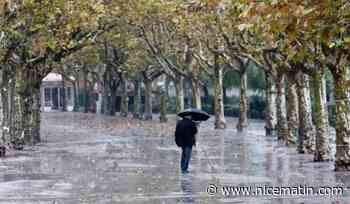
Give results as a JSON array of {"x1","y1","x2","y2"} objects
[{"x1": 0, "y1": 113, "x2": 348, "y2": 203}]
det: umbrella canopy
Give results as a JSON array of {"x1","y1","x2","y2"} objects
[{"x1": 178, "y1": 108, "x2": 210, "y2": 121}]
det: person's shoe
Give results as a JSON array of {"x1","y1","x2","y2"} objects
[{"x1": 181, "y1": 170, "x2": 189, "y2": 174}]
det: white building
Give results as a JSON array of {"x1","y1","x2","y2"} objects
[{"x1": 41, "y1": 73, "x2": 75, "y2": 112}]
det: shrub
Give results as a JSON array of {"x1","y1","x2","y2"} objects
[
  {"x1": 248, "y1": 95, "x2": 266, "y2": 119},
  {"x1": 224, "y1": 104, "x2": 240, "y2": 117}
]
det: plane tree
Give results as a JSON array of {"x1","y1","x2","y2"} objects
[
  {"x1": 242, "y1": 0, "x2": 350, "y2": 164},
  {"x1": 0, "y1": 0, "x2": 126, "y2": 148}
]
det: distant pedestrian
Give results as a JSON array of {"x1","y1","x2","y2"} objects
[{"x1": 175, "y1": 115, "x2": 198, "y2": 174}]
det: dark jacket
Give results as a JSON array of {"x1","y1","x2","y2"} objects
[{"x1": 175, "y1": 118, "x2": 198, "y2": 147}]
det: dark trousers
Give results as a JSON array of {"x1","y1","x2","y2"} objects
[{"x1": 181, "y1": 146, "x2": 192, "y2": 172}]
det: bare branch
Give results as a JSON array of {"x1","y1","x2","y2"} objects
[{"x1": 193, "y1": 53, "x2": 213, "y2": 77}]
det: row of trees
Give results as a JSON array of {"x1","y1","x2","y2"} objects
[
  {"x1": 0, "y1": 0, "x2": 126, "y2": 148},
  {"x1": 1, "y1": 0, "x2": 350, "y2": 171}
]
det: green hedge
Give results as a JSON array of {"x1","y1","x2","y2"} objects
[
  {"x1": 152, "y1": 94, "x2": 267, "y2": 120},
  {"x1": 248, "y1": 95, "x2": 266, "y2": 119},
  {"x1": 205, "y1": 95, "x2": 266, "y2": 119}
]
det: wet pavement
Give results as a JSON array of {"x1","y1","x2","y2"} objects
[{"x1": 0, "y1": 112, "x2": 349, "y2": 203}]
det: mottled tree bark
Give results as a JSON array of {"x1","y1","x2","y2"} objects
[
  {"x1": 332, "y1": 65, "x2": 350, "y2": 171},
  {"x1": 296, "y1": 72, "x2": 315, "y2": 154},
  {"x1": 61, "y1": 78, "x2": 67, "y2": 112},
  {"x1": 32, "y1": 86, "x2": 41, "y2": 144},
  {"x1": 102, "y1": 86, "x2": 109, "y2": 115},
  {"x1": 102, "y1": 70, "x2": 110, "y2": 115},
  {"x1": 93, "y1": 74, "x2": 103, "y2": 115},
  {"x1": 0, "y1": 70, "x2": 3, "y2": 155},
  {"x1": 16, "y1": 80, "x2": 31, "y2": 146},
  {"x1": 72, "y1": 81, "x2": 80, "y2": 112},
  {"x1": 95, "y1": 66, "x2": 105, "y2": 115},
  {"x1": 174, "y1": 77, "x2": 184, "y2": 113},
  {"x1": 1, "y1": 72, "x2": 7, "y2": 144},
  {"x1": 0, "y1": 69, "x2": 12, "y2": 146},
  {"x1": 191, "y1": 77, "x2": 201, "y2": 109},
  {"x1": 265, "y1": 73, "x2": 277, "y2": 136},
  {"x1": 159, "y1": 89, "x2": 168, "y2": 123},
  {"x1": 0, "y1": 70, "x2": 3, "y2": 130},
  {"x1": 312, "y1": 70, "x2": 331, "y2": 161},
  {"x1": 133, "y1": 80, "x2": 142, "y2": 119},
  {"x1": 120, "y1": 79, "x2": 128, "y2": 117},
  {"x1": 165, "y1": 77, "x2": 170, "y2": 99},
  {"x1": 144, "y1": 80, "x2": 153, "y2": 120},
  {"x1": 8, "y1": 77, "x2": 16, "y2": 145},
  {"x1": 285, "y1": 73, "x2": 299, "y2": 146},
  {"x1": 237, "y1": 70, "x2": 248, "y2": 132},
  {"x1": 96, "y1": 92, "x2": 103, "y2": 115},
  {"x1": 13, "y1": 70, "x2": 42, "y2": 147},
  {"x1": 276, "y1": 73, "x2": 288, "y2": 141},
  {"x1": 12, "y1": 83, "x2": 25, "y2": 149},
  {"x1": 213, "y1": 63, "x2": 226, "y2": 129}
]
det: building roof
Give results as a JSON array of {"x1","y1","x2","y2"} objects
[{"x1": 42, "y1": 73, "x2": 75, "y2": 82}]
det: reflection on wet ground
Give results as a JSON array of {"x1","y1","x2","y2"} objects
[{"x1": 0, "y1": 112, "x2": 348, "y2": 203}]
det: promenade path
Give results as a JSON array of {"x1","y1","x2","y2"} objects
[{"x1": 0, "y1": 112, "x2": 348, "y2": 204}]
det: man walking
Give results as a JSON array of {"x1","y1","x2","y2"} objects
[{"x1": 175, "y1": 116, "x2": 198, "y2": 174}]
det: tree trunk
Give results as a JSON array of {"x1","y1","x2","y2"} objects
[
  {"x1": 296, "y1": 72, "x2": 315, "y2": 154},
  {"x1": 96, "y1": 91, "x2": 103, "y2": 115},
  {"x1": 61, "y1": 78, "x2": 67, "y2": 112},
  {"x1": 133, "y1": 80, "x2": 142, "y2": 119},
  {"x1": 312, "y1": 70, "x2": 331, "y2": 161},
  {"x1": 165, "y1": 76, "x2": 170, "y2": 99},
  {"x1": 72, "y1": 81, "x2": 79, "y2": 112},
  {"x1": 109, "y1": 80, "x2": 118, "y2": 116},
  {"x1": 13, "y1": 69, "x2": 42, "y2": 147},
  {"x1": 265, "y1": 73, "x2": 277, "y2": 136},
  {"x1": 203, "y1": 85, "x2": 209, "y2": 99},
  {"x1": 159, "y1": 89, "x2": 168, "y2": 123},
  {"x1": 332, "y1": 65, "x2": 350, "y2": 170},
  {"x1": 191, "y1": 77, "x2": 201, "y2": 109},
  {"x1": 276, "y1": 73, "x2": 288, "y2": 141},
  {"x1": 1, "y1": 69, "x2": 11, "y2": 146},
  {"x1": 0, "y1": 93, "x2": 7, "y2": 144},
  {"x1": 144, "y1": 80, "x2": 153, "y2": 120},
  {"x1": 0, "y1": 70, "x2": 3, "y2": 131},
  {"x1": 286, "y1": 73, "x2": 299, "y2": 146},
  {"x1": 15, "y1": 79, "x2": 31, "y2": 147},
  {"x1": 120, "y1": 79, "x2": 128, "y2": 117},
  {"x1": 32, "y1": 85, "x2": 41, "y2": 144},
  {"x1": 0, "y1": 69, "x2": 4, "y2": 156},
  {"x1": 12, "y1": 81, "x2": 25, "y2": 149},
  {"x1": 96, "y1": 67, "x2": 105, "y2": 115},
  {"x1": 237, "y1": 70, "x2": 248, "y2": 132},
  {"x1": 102, "y1": 71, "x2": 110, "y2": 115},
  {"x1": 213, "y1": 66, "x2": 226, "y2": 129},
  {"x1": 102, "y1": 91, "x2": 108, "y2": 115},
  {"x1": 174, "y1": 77, "x2": 184, "y2": 113},
  {"x1": 83, "y1": 70, "x2": 89, "y2": 113},
  {"x1": 8, "y1": 77, "x2": 16, "y2": 144}
]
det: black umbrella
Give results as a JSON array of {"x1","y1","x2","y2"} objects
[{"x1": 178, "y1": 108, "x2": 210, "y2": 121}]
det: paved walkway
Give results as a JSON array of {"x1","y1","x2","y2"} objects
[{"x1": 0, "y1": 112, "x2": 349, "y2": 203}]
